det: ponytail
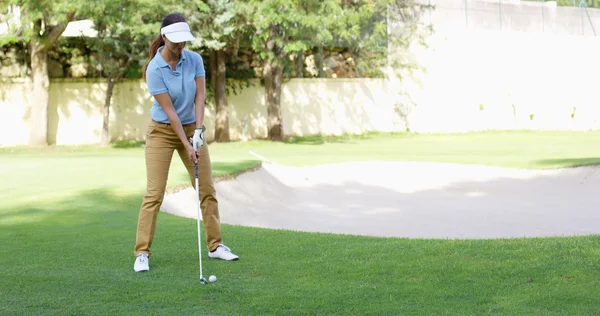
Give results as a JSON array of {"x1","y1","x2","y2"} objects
[{"x1": 142, "y1": 34, "x2": 165, "y2": 79}]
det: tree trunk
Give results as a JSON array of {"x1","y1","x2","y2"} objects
[
  {"x1": 26, "y1": 12, "x2": 74, "y2": 147},
  {"x1": 297, "y1": 51, "x2": 303, "y2": 78},
  {"x1": 263, "y1": 59, "x2": 284, "y2": 140},
  {"x1": 28, "y1": 42, "x2": 49, "y2": 147},
  {"x1": 211, "y1": 49, "x2": 230, "y2": 142},
  {"x1": 101, "y1": 78, "x2": 115, "y2": 147},
  {"x1": 317, "y1": 45, "x2": 324, "y2": 78}
]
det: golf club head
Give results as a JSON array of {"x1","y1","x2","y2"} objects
[{"x1": 200, "y1": 277, "x2": 207, "y2": 285}]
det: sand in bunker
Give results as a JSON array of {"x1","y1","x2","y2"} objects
[{"x1": 160, "y1": 161, "x2": 600, "y2": 239}]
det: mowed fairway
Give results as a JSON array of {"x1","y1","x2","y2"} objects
[{"x1": 2, "y1": 131, "x2": 600, "y2": 315}]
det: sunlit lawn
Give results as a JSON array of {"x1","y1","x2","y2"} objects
[{"x1": 2, "y1": 131, "x2": 600, "y2": 315}]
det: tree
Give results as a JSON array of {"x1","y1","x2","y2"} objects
[
  {"x1": 241, "y1": 0, "x2": 431, "y2": 140},
  {"x1": 332, "y1": 0, "x2": 381, "y2": 77},
  {"x1": 0, "y1": 1, "x2": 85, "y2": 146},
  {"x1": 89, "y1": 0, "x2": 159, "y2": 146},
  {"x1": 240, "y1": 0, "x2": 334, "y2": 140},
  {"x1": 335, "y1": 0, "x2": 432, "y2": 132},
  {"x1": 382, "y1": 0, "x2": 433, "y2": 78},
  {"x1": 182, "y1": 0, "x2": 236, "y2": 142},
  {"x1": 179, "y1": 0, "x2": 250, "y2": 142},
  {"x1": 330, "y1": 0, "x2": 432, "y2": 78}
]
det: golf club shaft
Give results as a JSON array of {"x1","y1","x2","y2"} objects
[{"x1": 195, "y1": 162, "x2": 204, "y2": 281}]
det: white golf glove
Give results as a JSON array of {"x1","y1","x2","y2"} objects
[{"x1": 192, "y1": 128, "x2": 203, "y2": 150}]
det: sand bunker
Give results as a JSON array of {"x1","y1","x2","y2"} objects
[{"x1": 160, "y1": 161, "x2": 600, "y2": 239}]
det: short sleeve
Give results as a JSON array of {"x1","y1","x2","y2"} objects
[
  {"x1": 146, "y1": 69, "x2": 168, "y2": 96},
  {"x1": 195, "y1": 53, "x2": 206, "y2": 78}
]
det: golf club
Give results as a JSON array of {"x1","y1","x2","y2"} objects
[{"x1": 191, "y1": 138, "x2": 207, "y2": 285}]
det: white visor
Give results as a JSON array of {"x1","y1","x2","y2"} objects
[{"x1": 160, "y1": 22, "x2": 196, "y2": 43}]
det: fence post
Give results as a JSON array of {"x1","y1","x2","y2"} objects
[
  {"x1": 499, "y1": 0, "x2": 502, "y2": 30},
  {"x1": 542, "y1": 0, "x2": 545, "y2": 32},
  {"x1": 580, "y1": 0, "x2": 585, "y2": 35},
  {"x1": 584, "y1": 5, "x2": 597, "y2": 35},
  {"x1": 465, "y1": 0, "x2": 468, "y2": 26}
]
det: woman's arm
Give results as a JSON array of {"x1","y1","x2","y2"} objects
[
  {"x1": 154, "y1": 92, "x2": 193, "y2": 148},
  {"x1": 194, "y1": 76, "x2": 206, "y2": 130}
]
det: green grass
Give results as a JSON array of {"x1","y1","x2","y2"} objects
[
  {"x1": 2, "y1": 131, "x2": 600, "y2": 315},
  {"x1": 3, "y1": 192, "x2": 600, "y2": 315},
  {"x1": 210, "y1": 130, "x2": 600, "y2": 169},
  {"x1": 5, "y1": 130, "x2": 600, "y2": 169}
]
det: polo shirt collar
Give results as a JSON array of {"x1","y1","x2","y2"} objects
[{"x1": 156, "y1": 46, "x2": 186, "y2": 68}]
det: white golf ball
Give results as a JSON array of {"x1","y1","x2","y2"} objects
[{"x1": 209, "y1": 275, "x2": 217, "y2": 283}]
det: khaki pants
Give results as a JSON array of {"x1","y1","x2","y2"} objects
[{"x1": 134, "y1": 120, "x2": 222, "y2": 257}]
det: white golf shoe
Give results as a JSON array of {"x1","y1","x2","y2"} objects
[
  {"x1": 208, "y1": 244, "x2": 239, "y2": 261},
  {"x1": 134, "y1": 253, "x2": 149, "y2": 272}
]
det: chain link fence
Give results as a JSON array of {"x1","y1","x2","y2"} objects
[{"x1": 424, "y1": 0, "x2": 598, "y2": 36}]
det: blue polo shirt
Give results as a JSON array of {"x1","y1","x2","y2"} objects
[{"x1": 145, "y1": 46, "x2": 206, "y2": 124}]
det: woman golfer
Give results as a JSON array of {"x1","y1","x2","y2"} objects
[{"x1": 133, "y1": 13, "x2": 238, "y2": 272}]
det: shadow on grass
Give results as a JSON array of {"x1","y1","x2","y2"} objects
[
  {"x1": 535, "y1": 158, "x2": 600, "y2": 168},
  {"x1": 0, "y1": 189, "x2": 141, "y2": 228},
  {"x1": 0, "y1": 188, "x2": 215, "y2": 314}
]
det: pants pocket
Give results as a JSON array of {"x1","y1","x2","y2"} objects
[{"x1": 145, "y1": 121, "x2": 157, "y2": 138}]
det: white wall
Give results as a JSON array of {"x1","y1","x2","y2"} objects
[{"x1": 0, "y1": 78, "x2": 404, "y2": 146}]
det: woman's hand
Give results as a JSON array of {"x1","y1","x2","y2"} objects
[
  {"x1": 186, "y1": 144, "x2": 198, "y2": 163},
  {"x1": 192, "y1": 128, "x2": 203, "y2": 149}
]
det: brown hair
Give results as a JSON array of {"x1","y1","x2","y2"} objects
[{"x1": 142, "y1": 13, "x2": 187, "y2": 78}]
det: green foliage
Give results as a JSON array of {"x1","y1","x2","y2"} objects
[
  {"x1": 237, "y1": 0, "x2": 432, "y2": 78},
  {"x1": 88, "y1": 0, "x2": 163, "y2": 81},
  {"x1": 0, "y1": 35, "x2": 19, "y2": 47},
  {"x1": 169, "y1": 0, "x2": 255, "y2": 104},
  {"x1": 49, "y1": 37, "x2": 96, "y2": 78},
  {"x1": 200, "y1": 52, "x2": 255, "y2": 106},
  {"x1": 556, "y1": 0, "x2": 600, "y2": 7},
  {"x1": 1, "y1": 0, "x2": 431, "y2": 82},
  {"x1": 0, "y1": 0, "x2": 83, "y2": 45},
  {"x1": 324, "y1": 0, "x2": 434, "y2": 78},
  {"x1": 0, "y1": 43, "x2": 27, "y2": 77},
  {"x1": 42, "y1": 36, "x2": 144, "y2": 79},
  {"x1": 239, "y1": 0, "x2": 334, "y2": 68},
  {"x1": 0, "y1": 0, "x2": 20, "y2": 45},
  {"x1": 329, "y1": 0, "x2": 385, "y2": 76},
  {"x1": 178, "y1": 0, "x2": 236, "y2": 51}
]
